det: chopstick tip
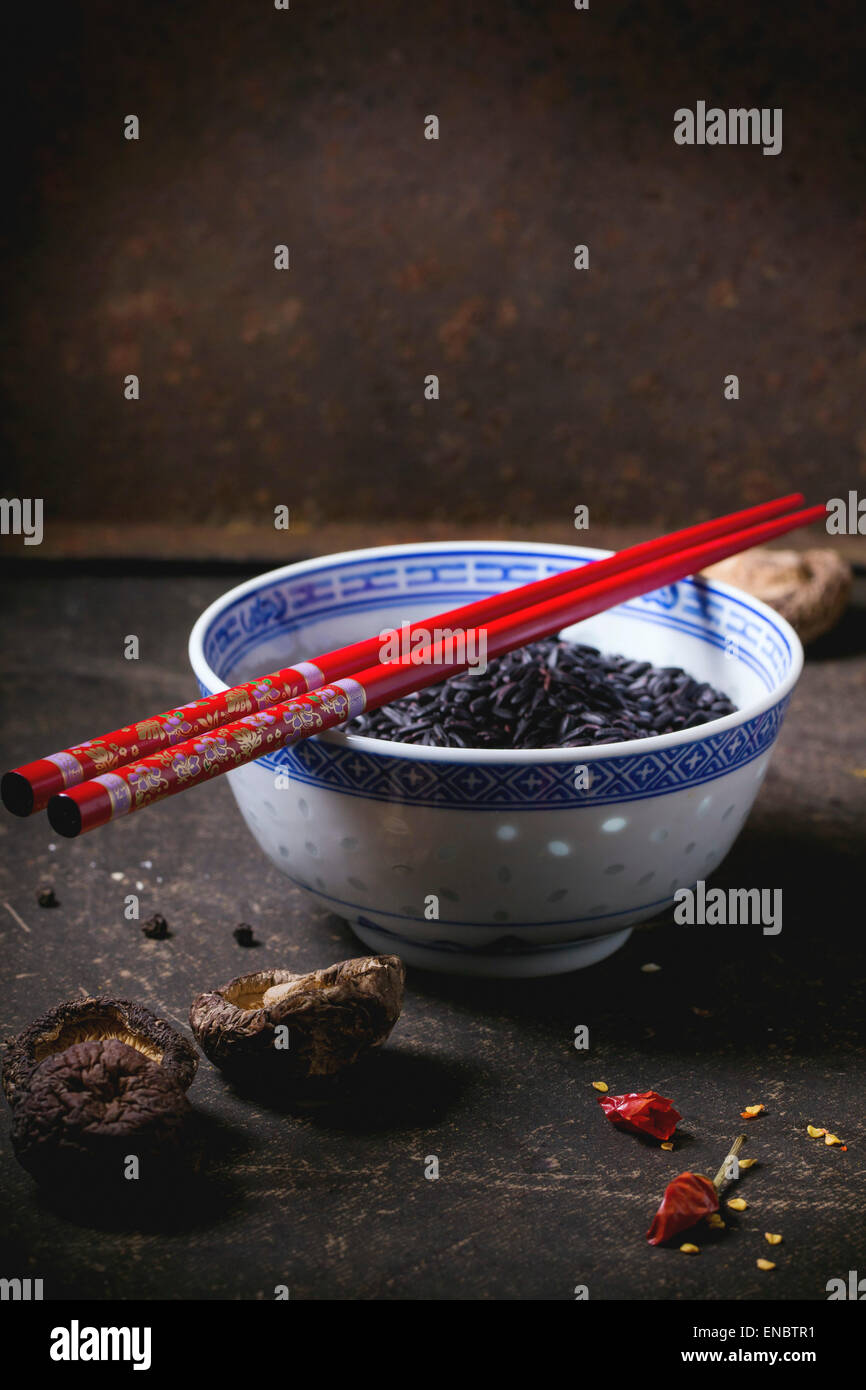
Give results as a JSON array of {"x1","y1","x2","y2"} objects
[
  {"x1": 46, "y1": 794, "x2": 83, "y2": 840},
  {"x1": 1, "y1": 771, "x2": 35, "y2": 818}
]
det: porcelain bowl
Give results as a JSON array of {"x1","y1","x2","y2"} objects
[{"x1": 188, "y1": 541, "x2": 803, "y2": 977}]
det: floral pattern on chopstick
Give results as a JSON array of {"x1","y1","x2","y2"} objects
[{"x1": 90, "y1": 685, "x2": 361, "y2": 819}]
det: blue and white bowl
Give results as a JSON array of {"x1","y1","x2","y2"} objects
[{"x1": 188, "y1": 541, "x2": 803, "y2": 978}]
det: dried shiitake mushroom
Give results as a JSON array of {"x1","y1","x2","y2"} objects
[
  {"x1": 703, "y1": 547, "x2": 852, "y2": 644},
  {"x1": 10, "y1": 1039, "x2": 191, "y2": 1189},
  {"x1": 190, "y1": 954, "x2": 405, "y2": 1088},
  {"x1": 2, "y1": 996, "x2": 198, "y2": 1106}
]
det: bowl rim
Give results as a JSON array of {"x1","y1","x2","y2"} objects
[{"x1": 188, "y1": 539, "x2": 804, "y2": 767}]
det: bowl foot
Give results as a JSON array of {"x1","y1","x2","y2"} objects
[{"x1": 348, "y1": 919, "x2": 632, "y2": 978}]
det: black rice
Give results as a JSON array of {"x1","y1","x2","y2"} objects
[{"x1": 348, "y1": 639, "x2": 737, "y2": 750}]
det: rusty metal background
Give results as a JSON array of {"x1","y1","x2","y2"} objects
[{"x1": 3, "y1": 0, "x2": 864, "y2": 538}]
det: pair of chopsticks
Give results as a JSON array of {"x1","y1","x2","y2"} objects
[{"x1": 2, "y1": 495, "x2": 824, "y2": 839}]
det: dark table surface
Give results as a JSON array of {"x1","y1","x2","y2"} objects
[{"x1": 1, "y1": 565, "x2": 864, "y2": 1301}]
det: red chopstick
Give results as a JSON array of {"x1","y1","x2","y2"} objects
[
  {"x1": 46, "y1": 502, "x2": 825, "y2": 839},
  {"x1": 2, "y1": 493, "x2": 803, "y2": 816}
]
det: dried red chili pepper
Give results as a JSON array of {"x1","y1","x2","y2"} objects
[
  {"x1": 646, "y1": 1134, "x2": 747, "y2": 1246},
  {"x1": 646, "y1": 1171, "x2": 718, "y2": 1244},
  {"x1": 599, "y1": 1090, "x2": 681, "y2": 1141}
]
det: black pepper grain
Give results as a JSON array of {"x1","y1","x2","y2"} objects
[{"x1": 142, "y1": 913, "x2": 170, "y2": 940}]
